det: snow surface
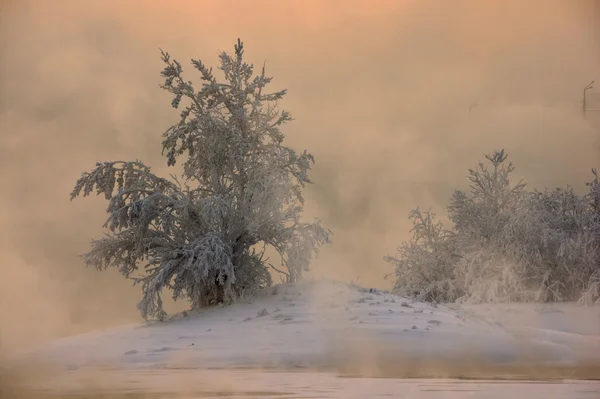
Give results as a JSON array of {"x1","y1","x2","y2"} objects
[
  {"x1": 18, "y1": 280, "x2": 599, "y2": 370},
  {"x1": 465, "y1": 302, "x2": 600, "y2": 362},
  {"x1": 11, "y1": 280, "x2": 600, "y2": 397}
]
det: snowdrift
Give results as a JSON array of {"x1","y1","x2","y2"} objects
[{"x1": 17, "y1": 280, "x2": 599, "y2": 377}]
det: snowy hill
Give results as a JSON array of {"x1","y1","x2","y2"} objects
[{"x1": 18, "y1": 280, "x2": 599, "y2": 375}]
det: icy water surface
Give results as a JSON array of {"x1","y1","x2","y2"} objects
[{"x1": 17, "y1": 369, "x2": 600, "y2": 398}]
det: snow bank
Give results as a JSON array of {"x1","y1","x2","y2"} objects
[{"x1": 17, "y1": 280, "x2": 597, "y2": 374}]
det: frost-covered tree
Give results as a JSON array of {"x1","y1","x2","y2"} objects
[
  {"x1": 71, "y1": 39, "x2": 331, "y2": 320},
  {"x1": 387, "y1": 150, "x2": 600, "y2": 304},
  {"x1": 445, "y1": 150, "x2": 530, "y2": 303},
  {"x1": 448, "y1": 149, "x2": 527, "y2": 243}
]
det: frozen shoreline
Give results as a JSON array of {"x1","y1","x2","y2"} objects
[
  {"x1": 9, "y1": 368, "x2": 600, "y2": 399},
  {"x1": 4, "y1": 281, "x2": 599, "y2": 397},
  {"x1": 14, "y1": 281, "x2": 598, "y2": 373}
]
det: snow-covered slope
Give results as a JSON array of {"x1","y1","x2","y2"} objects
[
  {"x1": 466, "y1": 302, "x2": 600, "y2": 363},
  {"x1": 19, "y1": 280, "x2": 597, "y2": 373}
]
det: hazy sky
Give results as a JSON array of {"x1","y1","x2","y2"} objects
[{"x1": 0, "y1": 0, "x2": 599, "y2": 349}]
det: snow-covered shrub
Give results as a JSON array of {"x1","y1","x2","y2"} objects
[
  {"x1": 447, "y1": 150, "x2": 531, "y2": 303},
  {"x1": 387, "y1": 150, "x2": 600, "y2": 304},
  {"x1": 71, "y1": 40, "x2": 331, "y2": 319},
  {"x1": 384, "y1": 209, "x2": 462, "y2": 302}
]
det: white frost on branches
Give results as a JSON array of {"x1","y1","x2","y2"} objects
[
  {"x1": 387, "y1": 150, "x2": 600, "y2": 305},
  {"x1": 71, "y1": 39, "x2": 331, "y2": 320}
]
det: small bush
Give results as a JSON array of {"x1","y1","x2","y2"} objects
[{"x1": 386, "y1": 150, "x2": 600, "y2": 304}]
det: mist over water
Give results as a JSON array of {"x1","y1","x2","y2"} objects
[{"x1": 0, "y1": 0, "x2": 599, "y2": 351}]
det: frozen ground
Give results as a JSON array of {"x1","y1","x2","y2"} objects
[{"x1": 10, "y1": 280, "x2": 600, "y2": 397}]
